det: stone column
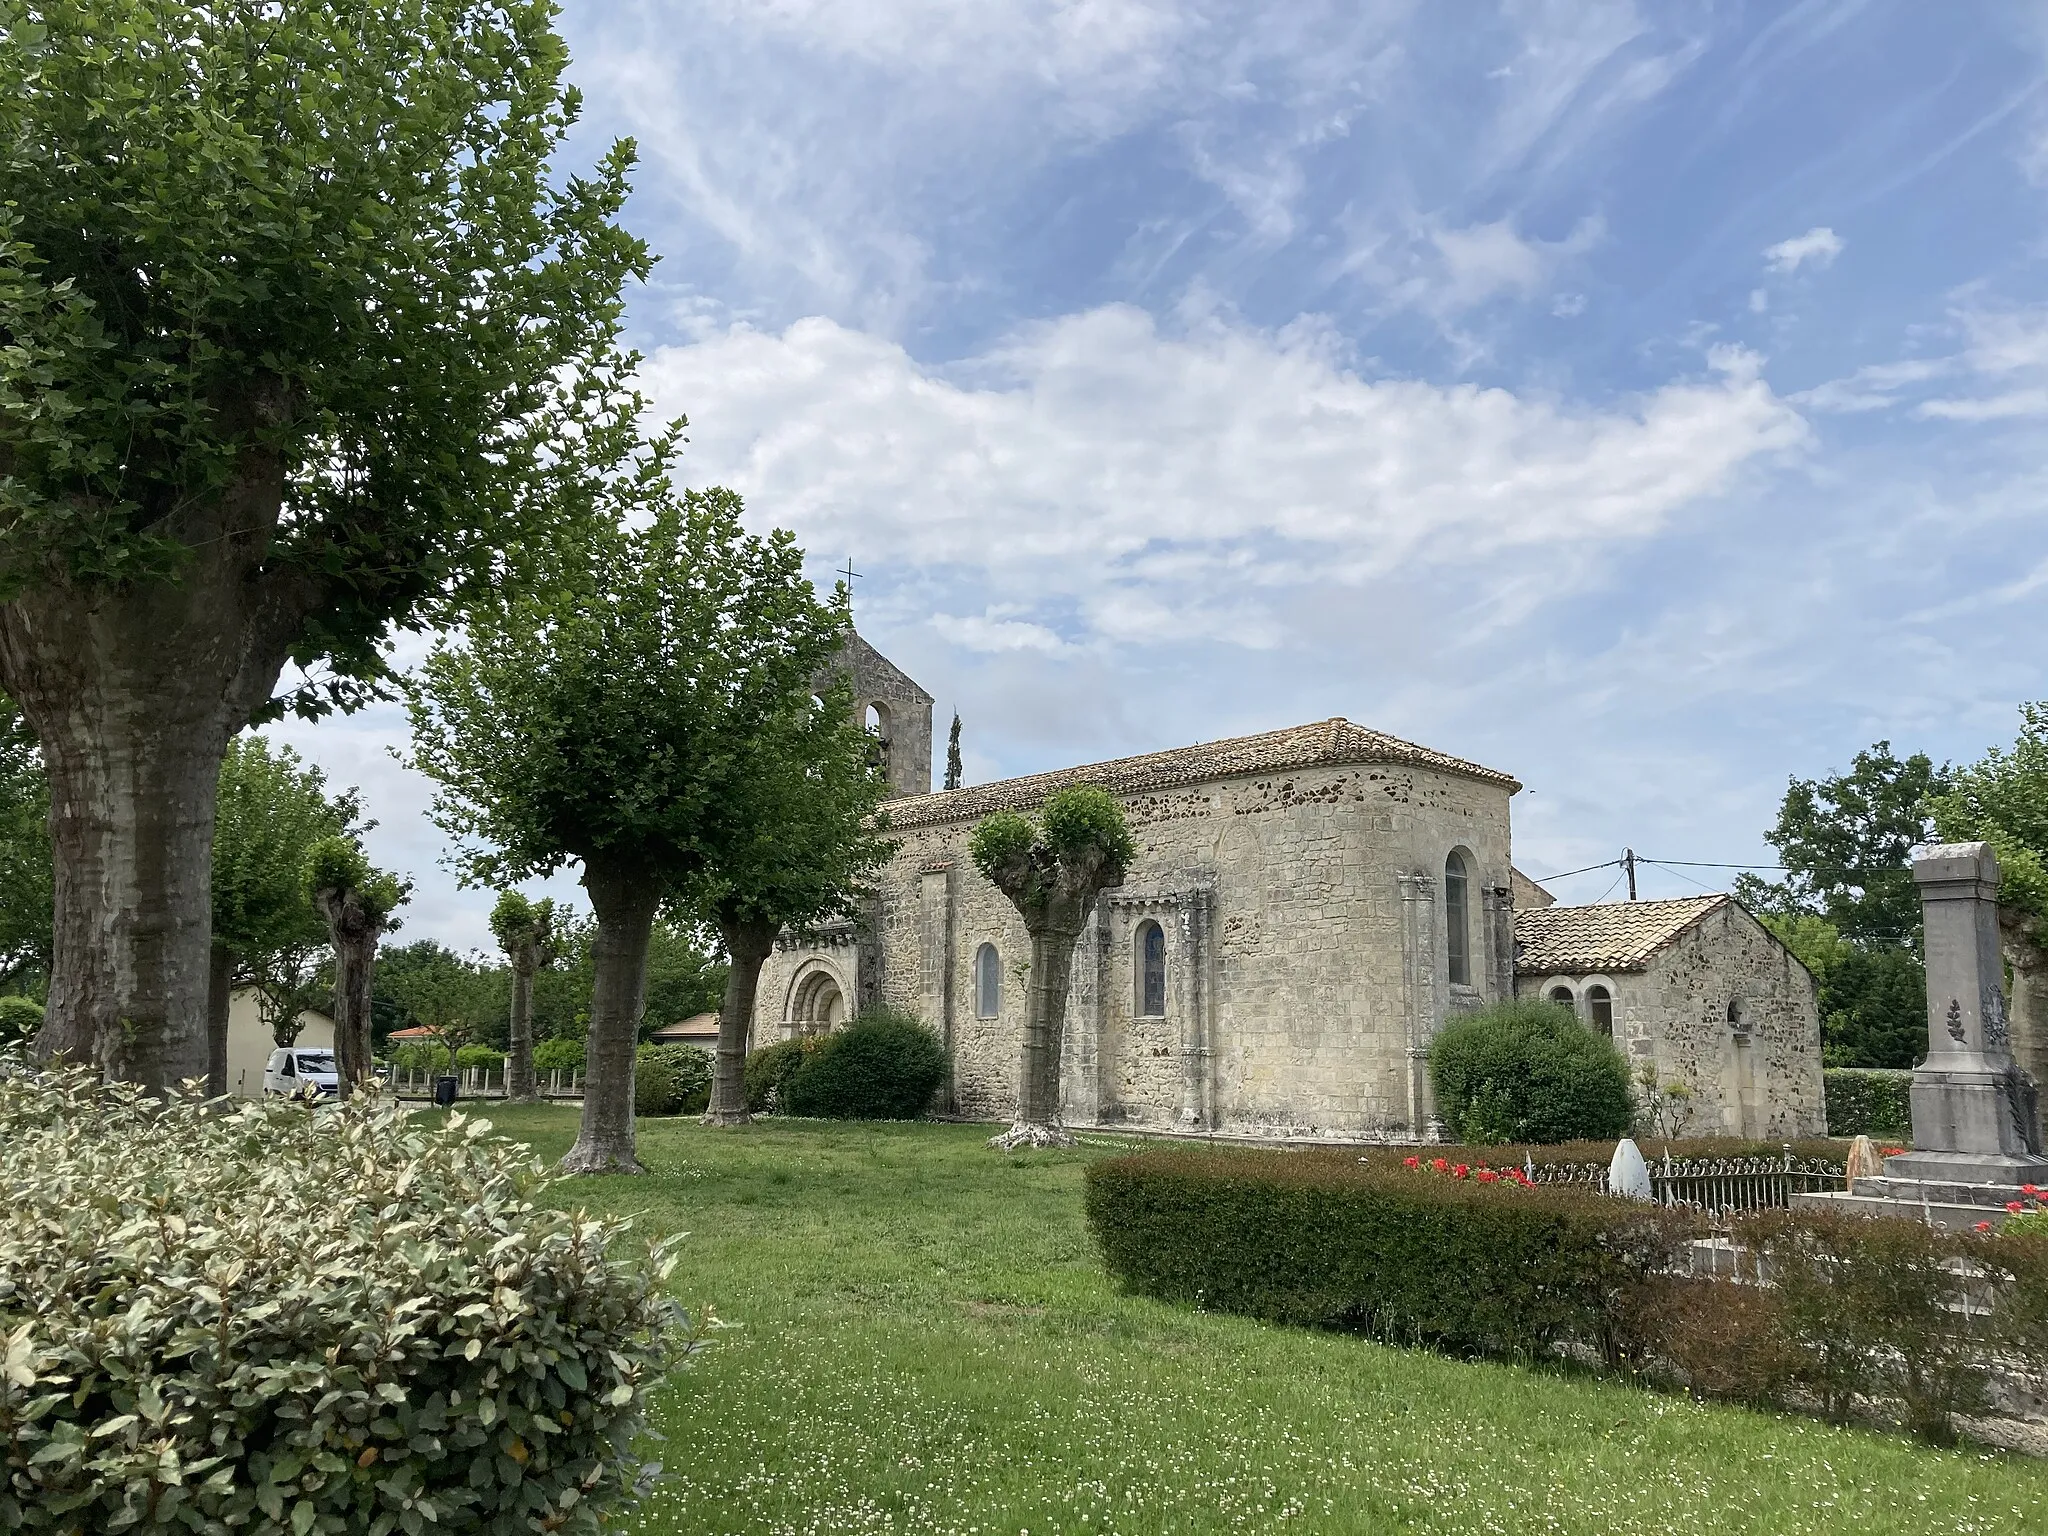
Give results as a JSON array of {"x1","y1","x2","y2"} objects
[
  {"x1": 919, "y1": 864, "x2": 955, "y2": 1114},
  {"x1": 1178, "y1": 889, "x2": 1211, "y2": 1129},
  {"x1": 1397, "y1": 871, "x2": 1439, "y2": 1138},
  {"x1": 1888, "y1": 842, "x2": 2048, "y2": 1184}
]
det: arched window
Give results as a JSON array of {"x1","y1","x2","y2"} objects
[
  {"x1": 1135, "y1": 921, "x2": 1166, "y2": 1017},
  {"x1": 1586, "y1": 984, "x2": 1613, "y2": 1038},
  {"x1": 1547, "y1": 984, "x2": 1575, "y2": 1012},
  {"x1": 1444, "y1": 851, "x2": 1471, "y2": 987},
  {"x1": 864, "y1": 703, "x2": 890, "y2": 777},
  {"x1": 974, "y1": 943, "x2": 1001, "y2": 1018},
  {"x1": 1727, "y1": 998, "x2": 1747, "y2": 1036}
]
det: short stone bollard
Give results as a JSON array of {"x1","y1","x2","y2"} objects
[{"x1": 1608, "y1": 1137, "x2": 1654, "y2": 1201}]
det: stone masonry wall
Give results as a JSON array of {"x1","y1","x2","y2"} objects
[
  {"x1": 758, "y1": 760, "x2": 1516, "y2": 1138},
  {"x1": 1518, "y1": 904, "x2": 1826, "y2": 1139}
]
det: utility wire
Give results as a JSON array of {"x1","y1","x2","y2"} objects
[
  {"x1": 1525, "y1": 857, "x2": 1623, "y2": 883},
  {"x1": 1589, "y1": 867, "x2": 1627, "y2": 904},
  {"x1": 1641, "y1": 857, "x2": 1789, "y2": 870},
  {"x1": 1640, "y1": 859, "x2": 1727, "y2": 896}
]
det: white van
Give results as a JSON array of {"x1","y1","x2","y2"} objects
[{"x1": 264, "y1": 1047, "x2": 341, "y2": 1099}]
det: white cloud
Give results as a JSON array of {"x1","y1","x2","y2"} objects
[
  {"x1": 1748, "y1": 288, "x2": 1768, "y2": 314},
  {"x1": 931, "y1": 613, "x2": 1073, "y2": 653},
  {"x1": 1762, "y1": 226, "x2": 1844, "y2": 273},
  {"x1": 640, "y1": 305, "x2": 1807, "y2": 649},
  {"x1": 1816, "y1": 304, "x2": 2048, "y2": 421}
]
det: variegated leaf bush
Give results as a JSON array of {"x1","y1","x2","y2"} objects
[{"x1": 0, "y1": 1058, "x2": 693, "y2": 1534}]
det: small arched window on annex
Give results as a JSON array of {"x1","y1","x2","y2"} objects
[
  {"x1": 1135, "y1": 920, "x2": 1167, "y2": 1018},
  {"x1": 1585, "y1": 982, "x2": 1614, "y2": 1038},
  {"x1": 1727, "y1": 997, "x2": 1748, "y2": 1038},
  {"x1": 1444, "y1": 850, "x2": 1472, "y2": 988},
  {"x1": 974, "y1": 942, "x2": 1002, "y2": 1019},
  {"x1": 1545, "y1": 982, "x2": 1577, "y2": 1014}
]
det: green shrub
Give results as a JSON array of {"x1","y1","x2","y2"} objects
[
  {"x1": 455, "y1": 1044, "x2": 504, "y2": 1070},
  {"x1": 782, "y1": 1009, "x2": 947, "y2": 1120},
  {"x1": 1823, "y1": 1067, "x2": 1913, "y2": 1139},
  {"x1": 0, "y1": 1057, "x2": 692, "y2": 1533},
  {"x1": 743, "y1": 1035, "x2": 827, "y2": 1113},
  {"x1": 393, "y1": 1040, "x2": 453, "y2": 1074},
  {"x1": 0, "y1": 994, "x2": 42, "y2": 1047},
  {"x1": 634, "y1": 1044, "x2": 712, "y2": 1117},
  {"x1": 533, "y1": 1036, "x2": 586, "y2": 1074},
  {"x1": 1085, "y1": 1147, "x2": 1698, "y2": 1361},
  {"x1": 1428, "y1": 1000, "x2": 1633, "y2": 1144}
]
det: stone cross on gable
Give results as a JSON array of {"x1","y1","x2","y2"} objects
[{"x1": 839, "y1": 557, "x2": 861, "y2": 615}]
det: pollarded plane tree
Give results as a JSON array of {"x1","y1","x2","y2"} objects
[
  {"x1": 0, "y1": 0, "x2": 648, "y2": 1089},
  {"x1": 969, "y1": 786, "x2": 1134, "y2": 1150},
  {"x1": 305, "y1": 837, "x2": 407, "y2": 1097},
  {"x1": 407, "y1": 482, "x2": 852, "y2": 1174},
  {"x1": 491, "y1": 891, "x2": 558, "y2": 1103},
  {"x1": 696, "y1": 683, "x2": 893, "y2": 1126}
]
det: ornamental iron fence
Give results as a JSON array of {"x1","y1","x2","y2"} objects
[{"x1": 1524, "y1": 1150, "x2": 1847, "y2": 1215}]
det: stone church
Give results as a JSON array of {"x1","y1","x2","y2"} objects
[{"x1": 753, "y1": 636, "x2": 1826, "y2": 1140}]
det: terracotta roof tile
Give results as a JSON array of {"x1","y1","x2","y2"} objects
[
  {"x1": 1513, "y1": 895, "x2": 1729, "y2": 974},
  {"x1": 885, "y1": 717, "x2": 1519, "y2": 828}
]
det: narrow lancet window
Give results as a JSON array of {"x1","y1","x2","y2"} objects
[
  {"x1": 1136, "y1": 921, "x2": 1167, "y2": 1017},
  {"x1": 1445, "y1": 852, "x2": 1471, "y2": 987},
  {"x1": 975, "y1": 942, "x2": 1001, "y2": 1018}
]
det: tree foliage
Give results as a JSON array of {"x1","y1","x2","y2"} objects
[
  {"x1": 0, "y1": 0, "x2": 647, "y2": 688},
  {"x1": 1737, "y1": 741, "x2": 1948, "y2": 1069},
  {"x1": 215, "y1": 737, "x2": 359, "y2": 983},
  {"x1": 1931, "y1": 701, "x2": 2048, "y2": 929},
  {"x1": 1737, "y1": 742, "x2": 1949, "y2": 947}
]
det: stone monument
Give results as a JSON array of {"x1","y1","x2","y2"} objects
[{"x1": 1795, "y1": 842, "x2": 2048, "y2": 1227}]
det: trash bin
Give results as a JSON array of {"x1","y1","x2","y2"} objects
[{"x1": 433, "y1": 1075, "x2": 459, "y2": 1107}]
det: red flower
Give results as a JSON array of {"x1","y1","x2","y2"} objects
[
  {"x1": 2008, "y1": 1201, "x2": 2026, "y2": 1213},
  {"x1": 1453, "y1": 1164, "x2": 1470, "y2": 1178},
  {"x1": 1431, "y1": 1158, "x2": 1449, "y2": 1173},
  {"x1": 1404, "y1": 1156, "x2": 1421, "y2": 1169},
  {"x1": 2024, "y1": 1184, "x2": 2041, "y2": 1196},
  {"x1": 1976, "y1": 1221, "x2": 1993, "y2": 1233},
  {"x1": 1477, "y1": 1169, "x2": 1499, "y2": 1183},
  {"x1": 1882, "y1": 1147, "x2": 1906, "y2": 1157}
]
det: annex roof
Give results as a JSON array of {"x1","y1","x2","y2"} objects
[
  {"x1": 885, "y1": 717, "x2": 1519, "y2": 828},
  {"x1": 1513, "y1": 895, "x2": 1730, "y2": 975}
]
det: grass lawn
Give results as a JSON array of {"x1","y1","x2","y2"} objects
[{"x1": 471, "y1": 1104, "x2": 2048, "y2": 1535}]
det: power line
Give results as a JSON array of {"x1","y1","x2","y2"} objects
[
  {"x1": 1640, "y1": 858, "x2": 1727, "y2": 896},
  {"x1": 1590, "y1": 867, "x2": 1627, "y2": 904},
  {"x1": 1642, "y1": 858, "x2": 1789, "y2": 871},
  {"x1": 1525, "y1": 857, "x2": 1622, "y2": 883}
]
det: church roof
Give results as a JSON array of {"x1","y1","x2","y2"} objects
[
  {"x1": 884, "y1": 717, "x2": 1519, "y2": 828},
  {"x1": 1513, "y1": 895, "x2": 1730, "y2": 974}
]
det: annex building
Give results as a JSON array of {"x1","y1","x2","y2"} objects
[{"x1": 753, "y1": 636, "x2": 1826, "y2": 1140}]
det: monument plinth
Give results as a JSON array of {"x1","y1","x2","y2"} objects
[{"x1": 1794, "y1": 842, "x2": 2048, "y2": 1228}]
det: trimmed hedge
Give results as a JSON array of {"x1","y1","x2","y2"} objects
[
  {"x1": 1823, "y1": 1067, "x2": 1912, "y2": 1140},
  {"x1": 1084, "y1": 1144, "x2": 2048, "y2": 1442},
  {"x1": 1427, "y1": 1000, "x2": 1633, "y2": 1144},
  {"x1": 782, "y1": 1009, "x2": 947, "y2": 1120},
  {"x1": 0, "y1": 995, "x2": 42, "y2": 1047},
  {"x1": 1085, "y1": 1147, "x2": 1698, "y2": 1360},
  {"x1": 634, "y1": 1043, "x2": 712, "y2": 1117},
  {"x1": 0, "y1": 1058, "x2": 690, "y2": 1532}
]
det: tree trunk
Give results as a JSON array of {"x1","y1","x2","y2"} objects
[
  {"x1": 315, "y1": 888, "x2": 384, "y2": 1099},
  {"x1": 706, "y1": 916, "x2": 778, "y2": 1126},
  {"x1": 207, "y1": 943, "x2": 234, "y2": 1098},
  {"x1": 561, "y1": 856, "x2": 662, "y2": 1175},
  {"x1": 994, "y1": 925, "x2": 1083, "y2": 1150},
  {"x1": 506, "y1": 953, "x2": 538, "y2": 1102},
  {"x1": 2003, "y1": 909, "x2": 2048, "y2": 1138},
  {"x1": 0, "y1": 453, "x2": 300, "y2": 1092}
]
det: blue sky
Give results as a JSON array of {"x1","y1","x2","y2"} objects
[{"x1": 281, "y1": 0, "x2": 2048, "y2": 946}]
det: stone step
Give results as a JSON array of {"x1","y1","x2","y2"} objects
[
  {"x1": 1792, "y1": 1188, "x2": 2023, "y2": 1230},
  {"x1": 1852, "y1": 1176, "x2": 2042, "y2": 1208}
]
